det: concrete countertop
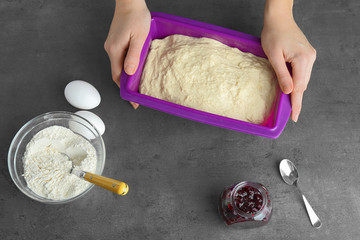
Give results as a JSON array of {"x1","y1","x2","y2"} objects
[{"x1": 1, "y1": 0, "x2": 359, "y2": 239}]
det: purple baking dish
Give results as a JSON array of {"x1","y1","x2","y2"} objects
[{"x1": 120, "y1": 12, "x2": 291, "y2": 138}]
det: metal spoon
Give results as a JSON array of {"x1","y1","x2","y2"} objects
[
  {"x1": 61, "y1": 152, "x2": 129, "y2": 196},
  {"x1": 279, "y1": 159, "x2": 322, "y2": 228}
]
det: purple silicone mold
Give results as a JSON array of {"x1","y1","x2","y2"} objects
[{"x1": 120, "y1": 12, "x2": 291, "y2": 138}]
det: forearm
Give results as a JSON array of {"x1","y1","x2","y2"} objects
[
  {"x1": 114, "y1": 0, "x2": 148, "y2": 15},
  {"x1": 264, "y1": 0, "x2": 294, "y2": 24}
]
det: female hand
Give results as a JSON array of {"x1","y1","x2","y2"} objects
[
  {"x1": 261, "y1": 0, "x2": 316, "y2": 122},
  {"x1": 104, "y1": 0, "x2": 151, "y2": 109}
]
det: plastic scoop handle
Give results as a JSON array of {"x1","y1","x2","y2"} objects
[
  {"x1": 82, "y1": 171, "x2": 129, "y2": 195},
  {"x1": 59, "y1": 151, "x2": 129, "y2": 196}
]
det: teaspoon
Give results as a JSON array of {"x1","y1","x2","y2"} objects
[{"x1": 279, "y1": 159, "x2": 322, "y2": 228}]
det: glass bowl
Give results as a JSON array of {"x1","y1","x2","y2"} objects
[{"x1": 8, "y1": 111, "x2": 106, "y2": 204}]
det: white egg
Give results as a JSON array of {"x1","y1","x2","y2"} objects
[
  {"x1": 75, "y1": 111, "x2": 105, "y2": 135},
  {"x1": 69, "y1": 120, "x2": 96, "y2": 140},
  {"x1": 64, "y1": 80, "x2": 101, "y2": 110}
]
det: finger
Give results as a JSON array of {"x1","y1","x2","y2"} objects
[
  {"x1": 111, "y1": 54, "x2": 141, "y2": 109},
  {"x1": 292, "y1": 56, "x2": 309, "y2": 93},
  {"x1": 290, "y1": 57, "x2": 308, "y2": 122},
  {"x1": 130, "y1": 101, "x2": 139, "y2": 109},
  {"x1": 305, "y1": 54, "x2": 316, "y2": 87},
  {"x1": 290, "y1": 90, "x2": 303, "y2": 122},
  {"x1": 124, "y1": 35, "x2": 146, "y2": 75},
  {"x1": 109, "y1": 50, "x2": 125, "y2": 88},
  {"x1": 267, "y1": 50, "x2": 293, "y2": 94}
]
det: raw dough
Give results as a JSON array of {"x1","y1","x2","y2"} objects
[{"x1": 139, "y1": 34, "x2": 278, "y2": 124}]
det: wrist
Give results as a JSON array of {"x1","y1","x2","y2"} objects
[
  {"x1": 115, "y1": 0, "x2": 148, "y2": 14},
  {"x1": 264, "y1": 0, "x2": 294, "y2": 24}
]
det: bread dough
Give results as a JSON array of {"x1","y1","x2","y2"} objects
[{"x1": 139, "y1": 35, "x2": 278, "y2": 124}]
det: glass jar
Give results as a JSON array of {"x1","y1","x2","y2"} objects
[{"x1": 219, "y1": 181, "x2": 272, "y2": 227}]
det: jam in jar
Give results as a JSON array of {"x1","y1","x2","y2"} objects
[{"x1": 219, "y1": 181, "x2": 272, "y2": 227}]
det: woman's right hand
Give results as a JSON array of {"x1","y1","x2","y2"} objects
[
  {"x1": 104, "y1": 0, "x2": 151, "y2": 109},
  {"x1": 261, "y1": 0, "x2": 316, "y2": 122}
]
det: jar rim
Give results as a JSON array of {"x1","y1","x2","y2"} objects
[{"x1": 230, "y1": 181, "x2": 268, "y2": 218}]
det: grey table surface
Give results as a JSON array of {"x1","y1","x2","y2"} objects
[{"x1": 1, "y1": 0, "x2": 359, "y2": 239}]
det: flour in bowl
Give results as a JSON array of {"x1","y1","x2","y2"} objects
[{"x1": 23, "y1": 125, "x2": 97, "y2": 200}]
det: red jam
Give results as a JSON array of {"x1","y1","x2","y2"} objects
[
  {"x1": 234, "y1": 186, "x2": 263, "y2": 215},
  {"x1": 219, "y1": 181, "x2": 272, "y2": 227}
]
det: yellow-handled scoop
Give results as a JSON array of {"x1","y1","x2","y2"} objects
[
  {"x1": 62, "y1": 153, "x2": 129, "y2": 195},
  {"x1": 73, "y1": 170, "x2": 129, "y2": 195}
]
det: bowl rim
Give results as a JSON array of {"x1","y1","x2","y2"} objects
[{"x1": 7, "y1": 111, "x2": 106, "y2": 204}]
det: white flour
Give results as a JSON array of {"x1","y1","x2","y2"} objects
[{"x1": 23, "y1": 126, "x2": 97, "y2": 200}]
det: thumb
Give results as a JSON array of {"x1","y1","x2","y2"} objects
[
  {"x1": 124, "y1": 35, "x2": 145, "y2": 75},
  {"x1": 267, "y1": 51, "x2": 293, "y2": 94}
]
